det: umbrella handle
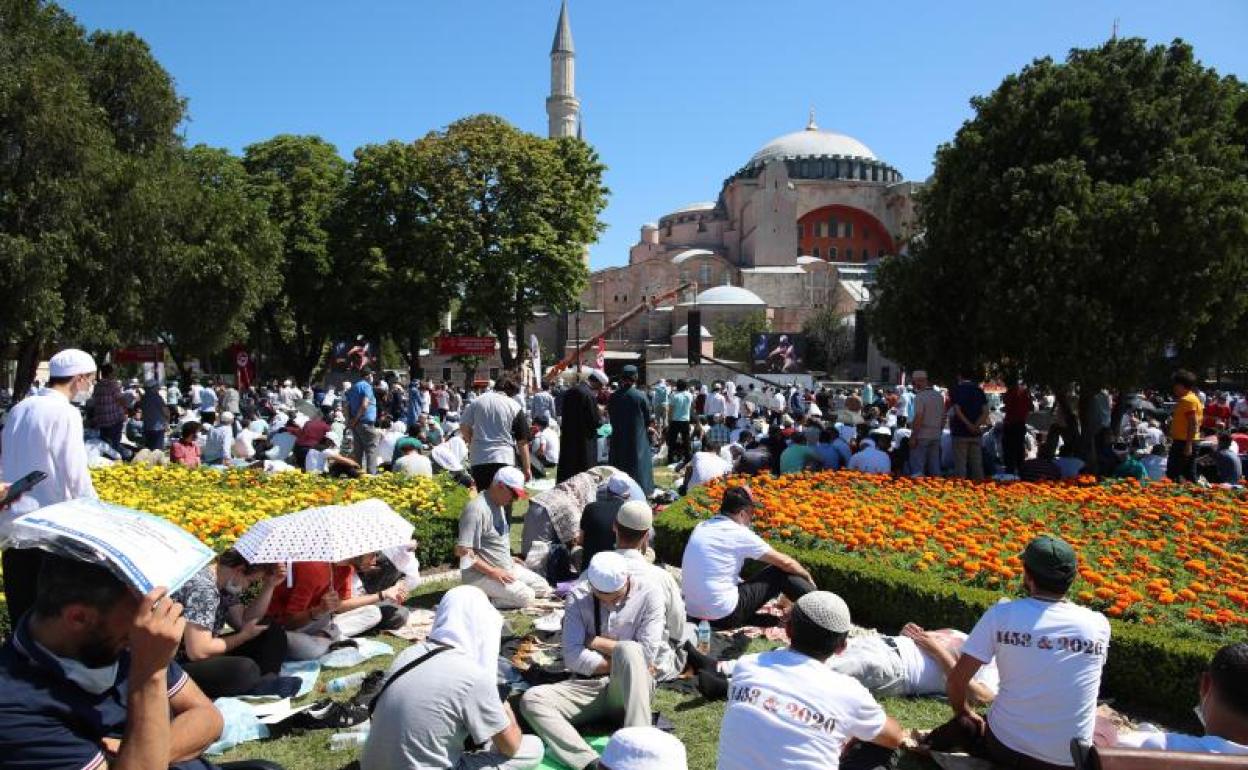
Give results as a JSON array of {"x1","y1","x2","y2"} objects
[{"x1": 286, "y1": 560, "x2": 294, "y2": 589}]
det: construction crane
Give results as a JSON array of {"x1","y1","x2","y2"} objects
[{"x1": 545, "y1": 282, "x2": 694, "y2": 381}]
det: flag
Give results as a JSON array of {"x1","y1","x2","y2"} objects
[
  {"x1": 231, "y1": 344, "x2": 257, "y2": 389},
  {"x1": 595, "y1": 337, "x2": 606, "y2": 371}
]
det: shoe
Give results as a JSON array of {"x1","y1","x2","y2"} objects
[
  {"x1": 683, "y1": 641, "x2": 716, "y2": 674},
  {"x1": 269, "y1": 699, "x2": 370, "y2": 737},
  {"x1": 356, "y1": 670, "x2": 386, "y2": 705}
]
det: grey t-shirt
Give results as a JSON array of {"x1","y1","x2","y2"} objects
[
  {"x1": 361, "y1": 643, "x2": 508, "y2": 770},
  {"x1": 457, "y1": 494, "x2": 513, "y2": 571},
  {"x1": 461, "y1": 392, "x2": 522, "y2": 467}
]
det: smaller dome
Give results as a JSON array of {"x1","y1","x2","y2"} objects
[
  {"x1": 671, "y1": 248, "x2": 716, "y2": 265},
  {"x1": 669, "y1": 201, "x2": 716, "y2": 215},
  {"x1": 641, "y1": 222, "x2": 658, "y2": 230},
  {"x1": 674, "y1": 324, "x2": 713, "y2": 337},
  {"x1": 796, "y1": 255, "x2": 821, "y2": 265},
  {"x1": 683, "y1": 285, "x2": 766, "y2": 306}
]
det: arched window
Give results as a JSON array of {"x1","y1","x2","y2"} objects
[
  {"x1": 844, "y1": 221, "x2": 853, "y2": 238},
  {"x1": 698, "y1": 263, "x2": 712, "y2": 286}
]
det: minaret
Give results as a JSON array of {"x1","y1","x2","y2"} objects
[{"x1": 546, "y1": 0, "x2": 580, "y2": 139}]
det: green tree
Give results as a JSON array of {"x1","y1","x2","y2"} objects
[
  {"x1": 803, "y1": 308, "x2": 853, "y2": 376},
  {"x1": 711, "y1": 312, "x2": 769, "y2": 363},
  {"x1": 441, "y1": 115, "x2": 608, "y2": 370},
  {"x1": 243, "y1": 134, "x2": 349, "y2": 381},
  {"x1": 870, "y1": 38, "x2": 1248, "y2": 450},
  {"x1": 0, "y1": 2, "x2": 186, "y2": 393}
]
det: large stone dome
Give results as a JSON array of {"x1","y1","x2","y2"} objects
[
  {"x1": 749, "y1": 125, "x2": 877, "y2": 168},
  {"x1": 681, "y1": 285, "x2": 766, "y2": 306}
]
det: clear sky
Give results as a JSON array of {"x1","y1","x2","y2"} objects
[{"x1": 61, "y1": 0, "x2": 1247, "y2": 271}]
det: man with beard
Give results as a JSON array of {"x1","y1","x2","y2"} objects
[
  {"x1": 0, "y1": 555, "x2": 228, "y2": 770},
  {"x1": 608, "y1": 366, "x2": 654, "y2": 496},
  {"x1": 557, "y1": 370, "x2": 606, "y2": 482}
]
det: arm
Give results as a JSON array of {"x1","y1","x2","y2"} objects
[
  {"x1": 490, "y1": 702, "x2": 524, "y2": 758},
  {"x1": 947, "y1": 654, "x2": 988, "y2": 733},
  {"x1": 869, "y1": 716, "x2": 906, "y2": 750},
  {"x1": 181, "y1": 622, "x2": 266, "y2": 661},
  {"x1": 235, "y1": 567, "x2": 286, "y2": 624},
  {"x1": 902, "y1": 625, "x2": 995, "y2": 705},
  {"x1": 759, "y1": 548, "x2": 815, "y2": 586},
  {"x1": 564, "y1": 598, "x2": 609, "y2": 676},
  {"x1": 114, "y1": 592, "x2": 183, "y2": 770},
  {"x1": 166, "y1": 672, "x2": 223, "y2": 763}
]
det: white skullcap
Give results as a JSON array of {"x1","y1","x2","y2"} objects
[
  {"x1": 795, "y1": 591, "x2": 852, "y2": 634},
  {"x1": 219, "y1": 411, "x2": 235, "y2": 424},
  {"x1": 588, "y1": 369, "x2": 609, "y2": 386},
  {"x1": 604, "y1": 474, "x2": 632, "y2": 498},
  {"x1": 586, "y1": 551, "x2": 629, "y2": 593},
  {"x1": 48, "y1": 349, "x2": 96, "y2": 378},
  {"x1": 601, "y1": 727, "x2": 688, "y2": 770}
]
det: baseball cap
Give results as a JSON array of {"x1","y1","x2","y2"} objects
[
  {"x1": 604, "y1": 474, "x2": 632, "y2": 498},
  {"x1": 617, "y1": 500, "x2": 653, "y2": 531},
  {"x1": 795, "y1": 591, "x2": 852, "y2": 634},
  {"x1": 492, "y1": 466, "x2": 527, "y2": 498},
  {"x1": 719, "y1": 486, "x2": 756, "y2": 516},
  {"x1": 1021, "y1": 535, "x2": 1078, "y2": 583},
  {"x1": 600, "y1": 726, "x2": 688, "y2": 770},
  {"x1": 48, "y1": 349, "x2": 97, "y2": 378},
  {"x1": 395, "y1": 437, "x2": 421, "y2": 453},
  {"x1": 587, "y1": 552, "x2": 629, "y2": 593}
]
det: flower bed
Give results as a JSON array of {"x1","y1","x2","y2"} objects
[
  {"x1": 92, "y1": 465, "x2": 468, "y2": 568},
  {"x1": 655, "y1": 472, "x2": 1248, "y2": 722}
]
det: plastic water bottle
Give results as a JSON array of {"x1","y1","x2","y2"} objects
[
  {"x1": 329, "y1": 731, "x2": 369, "y2": 750},
  {"x1": 323, "y1": 671, "x2": 366, "y2": 694},
  {"x1": 696, "y1": 620, "x2": 712, "y2": 654}
]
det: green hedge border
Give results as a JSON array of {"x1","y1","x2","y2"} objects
[{"x1": 654, "y1": 493, "x2": 1217, "y2": 725}]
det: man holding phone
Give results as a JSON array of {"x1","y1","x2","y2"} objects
[{"x1": 1, "y1": 348, "x2": 100, "y2": 621}]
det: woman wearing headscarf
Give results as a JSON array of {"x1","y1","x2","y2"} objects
[{"x1": 362, "y1": 586, "x2": 544, "y2": 770}]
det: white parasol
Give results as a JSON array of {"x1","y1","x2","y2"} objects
[{"x1": 232, "y1": 498, "x2": 414, "y2": 565}]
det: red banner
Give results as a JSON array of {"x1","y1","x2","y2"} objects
[
  {"x1": 595, "y1": 337, "x2": 606, "y2": 371},
  {"x1": 112, "y1": 344, "x2": 164, "y2": 364},
  {"x1": 230, "y1": 344, "x2": 257, "y2": 389},
  {"x1": 436, "y1": 336, "x2": 497, "y2": 357}
]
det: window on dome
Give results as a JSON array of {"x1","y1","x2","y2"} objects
[
  {"x1": 828, "y1": 216, "x2": 837, "y2": 234},
  {"x1": 871, "y1": 166, "x2": 879, "y2": 182},
  {"x1": 828, "y1": 246, "x2": 838, "y2": 260},
  {"x1": 698, "y1": 264, "x2": 711, "y2": 286},
  {"x1": 800, "y1": 160, "x2": 810, "y2": 177},
  {"x1": 844, "y1": 221, "x2": 853, "y2": 238}
]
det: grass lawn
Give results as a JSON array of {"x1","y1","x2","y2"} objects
[{"x1": 215, "y1": 468, "x2": 954, "y2": 769}]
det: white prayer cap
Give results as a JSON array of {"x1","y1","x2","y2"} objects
[
  {"x1": 219, "y1": 411, "x2": 235, "y2": 424},
  {"x1": 588, "y1": 369, "x2": 609, "y2": 386},
  {"x1": 795, "y1": 591, "x2": 852, "y2": 634},
  {"x1": 587, "y1": 552, "x2": 629, "y2": 593},
  {"x1": 601, "y1": 727, "x2": 688, "y2": 770},
  {"x1": 604, "y1": 474, "x2": 632, "y2": 498},
  {"x1": 48, "y1": 349, "x2": 96, "y2": 378}
]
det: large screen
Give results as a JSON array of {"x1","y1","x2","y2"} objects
[{"x1": 751, "y1": 333, "x2": 807, "y2": 374}]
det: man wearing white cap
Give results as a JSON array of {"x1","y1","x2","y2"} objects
[
  {"x1": 521, "y1": 552, "x2": 666, "y2": 770},
  {"x1": 455, "y1": 466, "x2": 550, "y2": 609},
  {"x1": 613, "y1": 500, "x2": 688, "y2": 680},
  {"x1": 717, "y1": 591, "x2": 904, "y2": 770},
  {"x1": 600, "y1": 727, "x2": 687, "y2": 770},
  {"x1": 0, "y1": 349, "x2": 99, "y2": 620},
  {"x1": 558, "y1": 369, "x2": 605, "y2": 482}
]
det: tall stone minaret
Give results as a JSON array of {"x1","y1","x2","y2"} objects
[{"x1": 546, "y1": 0, "x2": 580, "y2": 139}]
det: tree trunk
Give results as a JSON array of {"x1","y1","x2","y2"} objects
[
  {"x1": 1077, "y1": 387, "x2": 1100, "y2": 474},
  {"x1": 13, "y1": 336, "x2": 42, "y2": 399},
  {"x1": 494, "y1": 322, "x2": 515, "y2": 370},
  {"x1": 159, "y1": 334, "x2": 188, "y2": 384},
  {"x1": 406, "y1": 327, "x2": 423, "y2": 380}
]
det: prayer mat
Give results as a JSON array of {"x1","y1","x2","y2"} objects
[{"x1": 536, "y1": 736, "x2": 610, "y2": 770}]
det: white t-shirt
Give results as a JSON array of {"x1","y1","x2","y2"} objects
[
  {"x1": 534, "y1": 427, "x2": 560, "y2": 464},
  {"x1": 687, "y1": 451, "x2": 732, "y2": 490},
  {"x1": 378, "y1": 430, "x2": 404, "y2": 466},
  {"x1": 306, "y1": 447, "x2": 338, "y2": 474},
  {"x1": 895, "y1": 631, "x2": 999, "y2": 697},
  {"x1": 962, "y1": 597, "x2": 1110, "y2": 767},
  {"x1": 431, "y1": 435, "x2": 469, "y2": 472},
  {"x1": 1120, "y1": 730, "x2": 1248, "y2": 755},
  {"x1": 394, "y1": 452, "x2": 433, "y2": 478},
  {"x1": 718, "y1": 649, "x2": 887, "y2": 770},
  {"x1": 682, "y1": 516, "x2": 771, "y2": 620}
]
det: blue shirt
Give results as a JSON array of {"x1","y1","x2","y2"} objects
[
  {"x1": 814, "y1": 439, "x2": 852, "y2": 470},
  {"x1": 0, "y1": 615, "x2": 210, "y2": 770},
  {"x1": 406, "y1": 383, "x2": 425, "y2": 425},
  {"x1": 949, "y1": 381, "x2": 988, "y2": 438},
  {"x1": 669, "y1": 391, "x2": 693, "y2": 422},
  {"x1": 346, "y1": 380, "x2": 377, "y2": 423}
]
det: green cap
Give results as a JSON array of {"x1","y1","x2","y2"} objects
[
  {"x1": 395, "y1": 437, "x2": 422, "y2": 453},
  {"x1": 1022, "y1": 535, "x2": 1078, "y2": 583}
]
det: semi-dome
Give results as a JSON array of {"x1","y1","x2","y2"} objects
[
  {"x1": 673, "y1": 324, "x2": 713, "y2": 337},
  {"x1": 682, "y1": 285, "x2": 766, "y2": 306},
  {"x1": 749, "y1": 114, "x2": 877, "y2": 168},
  {"x1": 671, "y1": 248, "x2": 716, "y2": 265},
  {"x1": 670, "y1": 201, "x2": 716, "y2": 215}
]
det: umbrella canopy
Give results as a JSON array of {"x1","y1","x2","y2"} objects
[
  {"x1": 293, "y1": 399, "x2": 322, "y2": 420},
  {"x1": 233, "y1": 498, "x2": 414, "y2": 564}
]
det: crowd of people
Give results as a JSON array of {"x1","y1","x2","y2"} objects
[{"x1": 0, "y1": 347, "x2": 1246, "y2": 769}]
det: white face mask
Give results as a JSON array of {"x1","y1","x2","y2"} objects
[
  {"x1": 223, "y1": 577, "x2": 247, "y2": 596},
  {"x1": 1195, "y1": 693, "x2": 1209, "y2": 729},
  {"x1": 59, "y1": 655, "x2": 120, "y2": 695}
]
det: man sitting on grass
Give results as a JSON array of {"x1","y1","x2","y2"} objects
[
  {"x1": 925, "y1": 535, "x2": 1110, "y2": 770},
  {"x1": 716, "y1": 591, "x2": 905, "y2": 770},
  {"x1": 456, "y1": 466, "x2": 551, "y2": 610},
  {"x1": 681, "y1": 485, "x2": 815, "y2": 630}
]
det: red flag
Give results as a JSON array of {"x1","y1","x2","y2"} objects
[
  {"x1": 595, "y1": 337, "x2": 606, "y2": 371},
  {"x1": 231, "y1": 344, "x2": 256, "y2": 389}
]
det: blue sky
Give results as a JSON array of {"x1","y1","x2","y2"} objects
[{"x1": 62, "y1": 1, "x2": 1247, "y2": 271}]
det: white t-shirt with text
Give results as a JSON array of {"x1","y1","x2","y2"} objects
[
  {"x1": 962, "y1": 597, "x2": 1111, "y2": 767},
  {"x1": 718, "y1": 649, "x2": 887, "y2": 770}
]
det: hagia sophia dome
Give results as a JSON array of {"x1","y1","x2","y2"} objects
[{"x1": 747, "y1": 127, "x2": 878, "y2": 168}]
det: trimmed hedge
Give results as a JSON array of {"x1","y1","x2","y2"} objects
[{"x1": 655, "y1": 495, "x2": 1216, "y2": 725}]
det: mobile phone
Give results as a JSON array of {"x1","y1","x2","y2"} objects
[{"x1": 1, "y1": 470, "x2": 46, "y2": 507}]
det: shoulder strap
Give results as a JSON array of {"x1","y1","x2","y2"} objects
[
  {"x1": 368, "y1": 641, "x2": 451, "y2": 715},
  {"x1": 594, "y1": 595, "x2": 603, "y2": 638}
]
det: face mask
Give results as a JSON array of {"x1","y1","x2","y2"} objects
[
  {"x1": 1195, "y1": 693, "x2": 1209, "y2": 729},
  {"x1": 59, "y1": 655, "x2": 120, "y2": 695},
  {"x1": 223, "y1": 577, "x2": 247, "y2": 596}
]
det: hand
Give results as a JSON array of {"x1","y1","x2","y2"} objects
[
  {"x1": 958, "y1": 708, "x2": 986, "y2": 739},
  {"x1": 130, "y1": 588, "x2": 186, "y2": 681},
  {"x1": 901, "y1": 623, "x2": 940, "y2": 655},
  {"x1": 265, "y1": 563, "x2": 288, "y2": 588},
  {"x1": 0, "y1": 483, "x2": 10, "y2": 511},
  {"x1": 381, "y1": 584, "x2": 408, "y2": 604},
  {"x1": 523, "y1": 467, "x2": 533, "y2": 482},
  {"x1": 317, "y1": 591, "x2": 342, "y2": 615},
  {"x1": 494, "y1": 568, "x2": 516, "y2": 585},
  {"x1": 239, "y1": 618, "x2": 268, "y2": 641}
]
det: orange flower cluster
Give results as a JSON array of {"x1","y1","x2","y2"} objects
[{"x1": 687, "y1": 472, "x2": 1248, "y2": 633}]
